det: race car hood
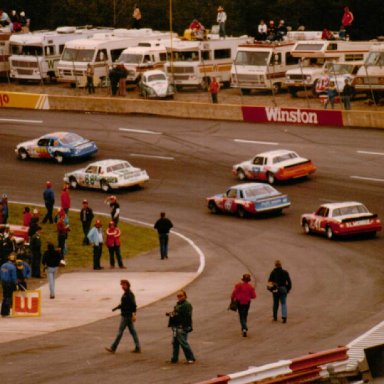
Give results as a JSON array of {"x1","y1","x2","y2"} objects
[{"x1": 16, "y1": 138, "x2": 38, "y2": 148}]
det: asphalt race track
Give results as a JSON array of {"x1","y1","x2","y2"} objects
[{"x1": 0, "y1": 109, "x2": 383, "y2": 384}]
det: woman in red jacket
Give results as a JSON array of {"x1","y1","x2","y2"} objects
[
  {"x1": 106, "y1": 221, "x2": 125, "y2": 269},
  {"x1": 231, "y1": 274, "x2": 256, "y2": 337}
]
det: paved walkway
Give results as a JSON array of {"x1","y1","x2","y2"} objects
[{"x1": 0, "y1": 229, "x2": 204, "y2": 344}]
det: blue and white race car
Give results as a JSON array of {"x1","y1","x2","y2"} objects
[
  {"x1": 207, "y1": 182, "x2": 291, "y2": 218},
  {"x1": 15, "y1": 132, "x2": 98, "y2": 163}
]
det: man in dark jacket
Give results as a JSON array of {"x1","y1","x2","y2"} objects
[
  {"x1": 42, "y1": 181, "x2": 55, "y2": 224},
  {"x1": 167, "y1": 290, "x2": 196, "y2": 364},
  {"x1": 154, "y1": 212, "x2": 173, "y2": 259},
  {"x1": 1, "y1": 253, "x2": 17, "y2": 316},
  {"x1": 268, "y1": 260, "x2": 292, "y2": 323},
  {"x1": 29, "y1": 227, "x2": 42, "y2": 278},
  {"x1": 106, "y1": 279, "x2": 141, "y2": 353},
  {"x1": 80, "y1": 199, "x2": 94, "y2": 245}
]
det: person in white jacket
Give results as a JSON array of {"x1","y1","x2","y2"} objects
[{"x1": 217, "y1": 6, "x2": 227, "y2": 38}]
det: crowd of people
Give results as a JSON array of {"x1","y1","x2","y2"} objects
[{"x1": 0, "y1": 8, "x2": 30, "y2": 32}]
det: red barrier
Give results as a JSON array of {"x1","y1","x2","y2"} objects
[
  {"x1": 290, "y1": 346, "x2": 349, "y2": 371},
  {"x1": 194, "y1": 375, "x2": 230, "y2": 384},
  {"x1": 261, "y1": 368, "x2": 321, "y2": 384}
]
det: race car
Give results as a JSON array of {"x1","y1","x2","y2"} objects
[
  {"x1": 15, "y1": 132, "x2": 98, "y2": 163},
  {"x1": 63, "y1": 159, "x2": 149, "y2": 192},
  {"x1": 233, "y1": 149, "x2": 316, "y2": 184},
  {"x1": 301, "y1": 202, "x2": 382, "y2": 239},
  {"x1": 207, "y1": 182, "x2": 290, "y2": 218}
]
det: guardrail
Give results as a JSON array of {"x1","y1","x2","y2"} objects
[{"x1": 194, "y1": 347, "x2": 349, "y2": 384}]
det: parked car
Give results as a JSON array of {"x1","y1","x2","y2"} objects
[
  {"x1": 63, "y1": 159, "x2": 149, "y2": 192},
  {"x1": 301, "y1": 202, "x2": 382, "y2": 239},
  {"x1": 232, "y1": 149, "x2": 316, "y2": 184},
  {"x1": 15, "y1": 132, "x2": 98, "y2": 163},
  {"x1": 139, "y1": 69, "x2": 174, "y2": 99},
  {"x1": 206, "y1": 182, "x2": 290, "y2": 218}
]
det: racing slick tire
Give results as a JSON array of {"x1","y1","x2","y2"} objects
[
  {"x1": 237, "y1": 206, "x2": 247, "y2": 218},
  {"x1": 208, "y1": 201, "x2": 219, "y2": 214},
  {"x1": 303, "y1": 220, "x2": 311, "y2": 234},
  {"x1": 18, "y1": 148, "x2": 29, "y2": 160},
  {"x1": 326, "y1": 226, "x2": 334, "y2": 240},
  {"x1": 236, "y1": 168, "x2": 246, "y2": 181},
  {"x1": 54, "y1": 152, "x2": 64, "y2": 164},
  {"x1": 100, "y1": 180, "x2": 111, "y2": 192},
  {"x1": 267, "y1": 172, "x2": 275, "y2": 185},
  {"x1": 69, "y1": 176, "x2": 78, "y2": 189}
]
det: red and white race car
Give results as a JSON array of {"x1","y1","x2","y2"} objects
[
  {"x1": 301, "y1": 202, "x2": 382, "y2": 239},
  {"x1": 232, "y1": 149, "x2": 316, "y2": 184}
]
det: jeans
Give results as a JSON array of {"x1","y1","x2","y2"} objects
[
  {"x1": 237, "y1": 303, "x2": 250, "y2": 331},
  {"x1": 43, "y1": 203, "x2": 54, "y2": 223},
  {"x1": 211, "y1": 93, "x2": 218, "y2": 103},
  {"x1": 1, "y1": 281, "x2": 16, "y2": 316},
  {"x1": 47, "y1": 267, "x2": 57, "y2": 297},
  {"x1": 108, "y1": 246, "x2": 123, "y2": 267},
  {"x1": 219, "y1": 22, "x2": 226, "y2": 38},
  {"x1": 343, "y1": 95, "x2": 351, "y2": 110},
  {"x1": 172, "y1": 327, "x2": 195, "y2": 362},
  {"x1": 111, "y1": 315, "x2": 140, "y2": 351},
  {"x1": 82, "y1": 222, "x2": 91, "y2": 245},
  {"x1": 273, "y1": 287, "x2": 287, "y2": 319},
  {"x1": 159, "y1": 233, "x2": 169, "y2": 259},
  {"x1": 87, "y1": 76, "x2": 95, "y2": 94},
  {"x1": 93, "y1": 244, "x2": 103, "y2": 269}
]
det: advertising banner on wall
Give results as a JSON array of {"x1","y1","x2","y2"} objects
[
  {"x1": 242, "y1": 106, "x2": 343, "y2": 127},
  {"x1": 0, "y1": 92, "x2": 49, "y2": 109}
]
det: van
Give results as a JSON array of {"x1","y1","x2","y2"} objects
[{"x1": 231, "y1": 41, "x2": 299, "y2": 94}]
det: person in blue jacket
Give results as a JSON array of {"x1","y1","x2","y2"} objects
[
  {"x1": 16, "y1": 259, "x2": 31, "y2": 290},
  {"x1": 1, "y1": 253, "x2": 17, "y2": 317},
  {"x1": 87, "y1": 219, "x2": 104, "y2": 270}
]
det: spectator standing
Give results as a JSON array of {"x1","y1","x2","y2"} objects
[
  {"x1": 276, "y1": 20, "x2": 287, "y2": 40},
  {"x1": 341, "y1": 6, "x2": 354, "y2": 38},
  {"x1": 132, "y1": 4, "x2": 142, "y2": 29},
  {"x1": 267, "y1": 20, "x2": 276, "y2": 40},
  {"x1": 42, "y1": 242, "x2": 62, "y2": 299},
  {"x1": 0, "y1": 227, "x2": 16, "y2": 265},
  {"x1": 167, "y1": 290, "x2": 196, "y2": 364},
  {"x1": 1, "y1": 253, "x2": 17, "y2": 316},
  {"x1": 30, "y1": 227, "x2": 42, "y2": 278},
  {"x1": 324, "y1": 81, "x2": 337, "y2": 109},
  {"x1": 106, "y1": 279, "x2": 141, "y2": 354},
  {"x1": 16, "y1": 259, "x2": 31, "y2": 290},
  {"x1": 117, "y1": 64, "x2": 128, "y2": 96},
  {"x1": 19, "y1": 11, "x2": 30, "y2": 33},
  {"x1": 1, "y1": 193, "x2": 8, "y2": 224},
  {"x1": 42, "y1": 181, "x2": 55, "y2": 224},
  {"x1": 268, "y1": 260, "x2": 292, "y2": 323},
  {"x1": 154, "y1": 212, "x2": 173, "y2": 260},
  {"x1": 28, "y1": 209, "x2": 41, "y2": 238},
  {"x1": 10, "y1": 10, "x2": 22, "y2": 32},
  {"x1": 208, "y1": 77, "x2": 220, "y2": 104},
  {"x1": 60, "y1": 184, "x2": 71, "y2": 214},
  {"x1": 109, "y1": 65, "x2": 120, "y2": 96},
  {"x1": 0, "y1": 9, "x2": 10, "y2": 28},
  {"x1": 105, "y1": 195, "x2": 120, "y2": 225},
  {"x1": 56, "y1": 209, "x2": 70, "y2": 259},
  {"x1": 23, "y1": 206, "x2": 32, "y2": 227},
  {"x1": 217, "y1": 6, "x2": 227, "y2": 38},
  {"x1": 87, "y1": 219, "x2": 104, "y2": 270},
  {"x1": 257, "y1": 20, "x2": 267, "y2": 40},
  {"x1": 231, "y1": 274, "x2": 256, "y2": 337},
  {"x1": 86, "y1": 63, "x2": 95, "y2": 94},
  {"x1": 80, "y1": 199, "x2": 94, "y2": 245},
  {"x1": 342, "y1": 78, "x2": 354, "y2": 110},
  {"x1": 106, "y1": 221, "x2": 125, "y2": 269}
]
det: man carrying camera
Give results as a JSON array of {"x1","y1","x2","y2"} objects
[{"x1": 166, "y1": 290, "x2": 196, "y2": 364}]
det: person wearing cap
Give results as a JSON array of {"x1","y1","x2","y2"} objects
[
  {"x1": 217, "y1": 6, "x2": 227, "y2": 38},
  {"x1": 1, "y1": 253, "x2": 17, "y2": 316},
  {"x1": 106, "y1": 221, "x2": 125, "y2": 269},
  {"x1": 56, "y1": 208, "x2": 70, "y2": 259},
  {"x1": 105, "y1": 195, "x2": 120, "y2": 226},
  {"x1": 42, "y1": 181, "x2": 55, "y2": 224},
  {"x1": 87, "y1": 220, "x2": 104, "y2": 270},
  {"x1": 268, "y1": 260, "x2": 292, "y2": 323},
  {"x1": 1, "y1": 193, "x2": 8, "y2": 224},
  {"x1": 16, "y1": 259, "x2": 31, "y2": 290},
  {"x1": 60, "y1": 184, "x2": 71, "y2": 214},
  {"x1": 19, "y1": 11, "x2": 30, "y2": 33},
  {"x1": 276, "y1": 20, "x2": 287, "y2": 40},
  {"x1": 231, "y1": 273, "x2": 256, "y2": 337},
  {"x1": 28, "y1": 209, "x2": 41, "y2": 238},
  {"x1": 106, "y1": 279, "x2": 141, "y2": 354},
  {"x1": 29, "y1": 226, "x2": 42, "y2": 278},
  {"x1": 80, "y1": 200, "x2": 94, "y2": 245},
  {"x1": 154, "y1": 212, "x2": 173, "y2": 259},
  {"x1": 0, "y1": 227, "x2": 16, "y2": 265},
  {"x1": 267, "y1": 20, "x2": 276, "y2": 41},
  {"x1": 23, "y1": 206, "x2": 32, "y2": 227},
  {"x1": 42, "y1": 242, "x2": 63, "y2": 299}
]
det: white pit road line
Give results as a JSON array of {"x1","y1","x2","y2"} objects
[
  {"x1": 0, "y1": 118, "x2": 43, "y2": 124},
  {"x1": 119, "y1": 127, "x2": 162, "y2": 135},
  {"x1": 234, "y1": 139, "x2": 279, "y2": 146},
  {"x1": 357, "y1": 150, "x2": 384, "y2": 156},
  {"x1": 130, "y1": 153, "x2": 174, "y2": 160},
  {"x1": 351, "y1": 176, "x2": 384, "y2": 183}
]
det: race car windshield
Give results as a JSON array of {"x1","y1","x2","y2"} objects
[
  {"x1": 148, "y1": 74, "x2": 166, "y2": 82},
  {"x1": 332, "y1": 205, "x2": 369, "y2": 217}
]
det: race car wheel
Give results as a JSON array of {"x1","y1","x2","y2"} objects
[
  {"x1": 208, "y1": 201, "x2": 218, "y2": 214},
  {"x1": 100, "y1": 180, "x2": 110, "y2": 192},
  {"x1": 267, "y1": 172, "x2": 275, "y2": 184},
  {"x1": 18, "y1": 148, "x2": 29, "y2": 160},
  {"x1": 237, "y1": 206, "x2": 247, "y2": 218},
  {"x1": 237, "y1": 168, "x2": 246, "y2": 181},
  {"x1": 54, "y1": 152, "x2": 64, "y2": 163},
  {"x1": 69, "y1": 177, "x2": 78, "y2": 189},
  {"x1": 303, "y1": 220, "x2": 311, "y2": 234},
  {"x1": 326, "y1": 226, "x2": 334, "y2": 240}
]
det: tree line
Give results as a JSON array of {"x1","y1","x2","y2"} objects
[{"x1": 4, "y1": 0, "x2": 384, "y2": 41}]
